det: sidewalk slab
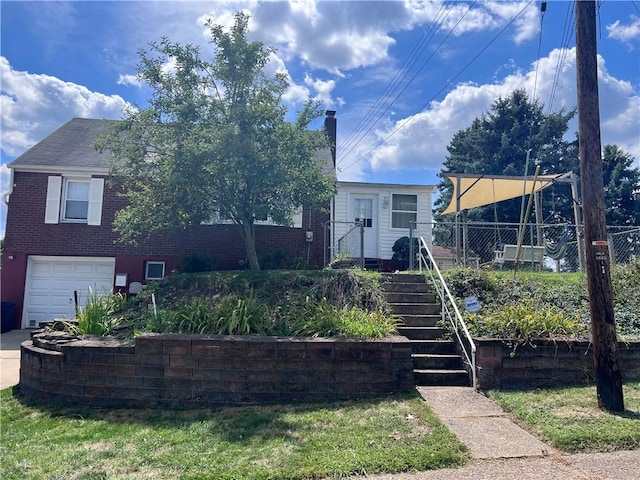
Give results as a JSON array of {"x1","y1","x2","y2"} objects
[
  {"x1": 417, "y1": 386, "x2": 557, "y2": 459},
  {"x1": 361, "y1": 457, "x2": 589, "y2": 480},
  {"x1": 1, "y1": 329, "x2": 32, "y2": 390},
  {"x1": 570, "y1": 450, "x2": 640, "y2": 480}
]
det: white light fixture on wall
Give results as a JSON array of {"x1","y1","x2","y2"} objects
[{"x1": 382, "y1": 196, "x2": 390, "y2": 209}]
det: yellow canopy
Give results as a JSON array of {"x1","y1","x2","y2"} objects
[{"x1": 441, "y1": 174, "x2": 563, "y2": 215}]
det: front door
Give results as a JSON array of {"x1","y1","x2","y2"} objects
[{"x1": 352, "y1": 194, "x2": 378, "y2": 258}]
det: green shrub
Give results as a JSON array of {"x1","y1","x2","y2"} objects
[
  {"x1": 69, "y1": 288, "x2": 125, "y2": 336},
  {"x1": 465, "y1": 299, "x2": 587, "y2": 341},
  {"x1": 179, "y1": 254, "x2": 217, "y2": 273}
]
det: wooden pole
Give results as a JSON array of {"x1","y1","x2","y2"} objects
[{"x1": 575, "y1": 0, "x2": 624, "y2": 412}]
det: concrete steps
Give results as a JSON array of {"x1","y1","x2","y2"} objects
[{"x1": 382, "y1": 273, "x2": 470, "y2": 387}]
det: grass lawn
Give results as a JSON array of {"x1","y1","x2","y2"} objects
[
  {"x1": 0, "y1": 388, "x2": 467, "y2": 480},
  {"x1": 488, "y1": 381, "x2": 640, "y2": 453}
]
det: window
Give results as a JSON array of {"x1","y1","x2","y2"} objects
[
  {"x1": 392, "y1": 194, "x2": 417, "y2": 229},
  {"x1": 145, "y1": 261, "x2": 165, "y2": 281},
  {"x1": 354, "y1": 198, "x2": 373, "y2": 227},
  {"x1": 45, "y1": 176, "x2": 104, "y2": 225},
  {"x1": 62, "y1": 180, "x2": 90, "y2": 221}
]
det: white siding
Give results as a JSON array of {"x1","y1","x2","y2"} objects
[{"x1": 334, "y1": 182, "x2": 436, "y2": 259}]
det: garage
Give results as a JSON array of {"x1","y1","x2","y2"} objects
[{"x1": 22, "y1": 256, "x2": 115, "y2": 328}]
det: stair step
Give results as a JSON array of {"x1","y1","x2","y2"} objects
[
  {"x1": 382, "y1": 273, "x2": 426, "y2": 283},
  {"x1": 382, "y1": 282, "x2": 432, "y2": 294},
  {"x1": 390, "y1": 303, "x2": 441, "y2": 315},
  {"x1": 413, "y1": 369, "x2": 470, "y2": 386},
  {"x1": 381, "y1": 274, "x2": 470, "y2": 388},
  {"x1": 399, "y1": 315, "x2": 440, "y2": 327},
  {"x1": 398, "y1": 326, "x2": 447, "y2": 340},
  {"x1": 408, "y1": 340, "x2": 458, "y2": 355},
  {"x1": 412, "y1": 353, "x2": 464, "y2": 370},
  {"x1": 385, "y1": 292, "x2": 437, "y2": 303}
]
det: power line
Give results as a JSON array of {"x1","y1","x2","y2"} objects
[
  {"x1": 546, "y1": 1, "x2": 575, "y2": 114},
  {"x1": 340, "y1": 0, "x2": 535, "y2": 173},
  {"x1": 338, "y1": 1, "x2": 453, "y2": 163}
]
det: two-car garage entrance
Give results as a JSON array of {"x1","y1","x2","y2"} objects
[{"x1": 22, "y1": 256, "x2": 115, "y2": 328}]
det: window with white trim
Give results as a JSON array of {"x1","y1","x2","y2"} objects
[
  {"x1": 45, "y1": 176, "x2": 104, "y2": 225},
  {"x1": 391, "y1": 194, "x2": 417, "y2": 229},
  {"x1": 62, "y1": 180, "x2": 90, "y2": 221},
  {"x1": 145, "y1": 261, "x2": 165, "y2": 281}
]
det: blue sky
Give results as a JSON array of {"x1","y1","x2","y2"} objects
[{"x1": 1, "y1": 1, "x2": 639, "y2": 236}]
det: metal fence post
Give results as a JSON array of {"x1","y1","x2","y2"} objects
[
  {"x1": 359, "y1": 221, "x2": 365, "y2": 269},
  {"x1": 409, "y1": 222, "x2": 414, "y2": 271}
]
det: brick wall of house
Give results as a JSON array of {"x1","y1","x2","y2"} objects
[
  {"x1": 20, "y1": 332, "x2": 415, "y2": 408},
  {"x1": 1, "y1": 171, "x2": 330, "y2": 327},
  {"x1": 3, "y1": 171, "x2": 329, "y2": 263}
]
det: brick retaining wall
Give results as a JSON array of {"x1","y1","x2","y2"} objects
[
  {"x1": 19, "y1": 332, "x2": 415, "y2": 408},
  {"x1": 475, "y1": 339, "x2": 640, "y2": 389}
]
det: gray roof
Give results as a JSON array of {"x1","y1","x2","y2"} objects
[
  {"x1": 10, "y1": 117, "x2": 336, "y2": 177},
  {"x1": 9, "y1": 118, "x2": 113, "y2": 171}
]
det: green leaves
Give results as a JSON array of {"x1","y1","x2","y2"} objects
[{"x1": 98, "y1": 12, "x2": 336, "y2": 270}]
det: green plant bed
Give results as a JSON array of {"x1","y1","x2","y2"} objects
[
  {"x1": 0, "y1": 389, "x2": 468, "y2": 479},
  {"x1": 442, "y1": 260, "x2": 640, "y2": 340},
  {"x1": 83, "y1": 270, "x2": 399, "y2": 339}
]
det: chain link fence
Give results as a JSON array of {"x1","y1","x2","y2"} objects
[
  {"x1": 324, "y1": 221, "x2": 364, "y2": 267},
  {"x1": 412, "y1": 221, "x2": 639, "y2": 272}
]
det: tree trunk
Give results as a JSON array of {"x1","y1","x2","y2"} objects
[{"x1": 240, "y1": 220, "x2": 261, "y2": 271}]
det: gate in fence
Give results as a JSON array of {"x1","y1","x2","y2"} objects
[{"x1": 324, "y1": 221, "x2": 364, "y2": 268}]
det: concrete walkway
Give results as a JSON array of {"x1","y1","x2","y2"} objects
[
  {"x1": 361, "y1": 386, "x2": 639, "y2": 480},
  {"x1": 1, "y1": 330, "x2": 637, "y2": 479},
  {"x1": 0, "y1": 328, "x2": 31, "y2": 390}
]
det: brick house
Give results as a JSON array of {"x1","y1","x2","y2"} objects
[
  {"x1": 1, "y1": 111, "x2": 437, "y2": 330},
  {"x1": 1, "y1": 113, "x2": 338, "y2": 329}
]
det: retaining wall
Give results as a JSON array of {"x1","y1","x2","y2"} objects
[
  {"x1": 475, "y1": 339, "x2": 640, "y2": 389},
  {"x1": 19, "y1": 331, "x2": 415, "y2": 408}
]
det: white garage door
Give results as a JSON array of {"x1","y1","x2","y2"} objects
[{"x1": 22, "y1": 256, "x2": 115, "y2": 328}]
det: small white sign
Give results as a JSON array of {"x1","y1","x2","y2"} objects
[{"x1": 464, "y1": 295, "x2": 481, "y2": 313}]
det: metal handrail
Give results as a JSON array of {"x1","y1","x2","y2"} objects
[{"x1": 416, "y1": 235, "x2": 477, "y2": 389}]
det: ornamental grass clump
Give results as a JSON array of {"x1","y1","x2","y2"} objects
[
  {"x1": 465, "y1": 299, "x2": 587, "y2": 342},
  {"x1": 68, "y1": 288, "x2": 125, "y2": 336}
]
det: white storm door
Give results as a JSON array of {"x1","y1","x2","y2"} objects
[
  {"x1": 352, "y1": 195, "x2": 378, "y2": 258},
  {"x1": 22, "y1": 256, "x2": 115, "y2": 328}
]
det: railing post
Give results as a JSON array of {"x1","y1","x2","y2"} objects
[
  {"x1": 359, "y1": 221, "x2": 365, "y2": 269},
  {"x1": 409, "y1": 222, "x2": 414, "y2": 271}
]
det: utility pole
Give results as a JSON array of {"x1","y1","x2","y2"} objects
[{"x1": 575, "y1": 0, "x2": 624, "y2": 412}]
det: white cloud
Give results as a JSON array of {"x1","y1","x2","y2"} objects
[
  {"x1": 0, "y1": 57, "x2": 130, "y2": 158},
  {"x1": 350, "y1": 47, "x2": 640, "y2": 175},
  {"x1": 607, "y1": 16, "x2": 640, "y2": 44},
  {"x1": 117, "y1": 73, "x2": 142, "y2": 87}
]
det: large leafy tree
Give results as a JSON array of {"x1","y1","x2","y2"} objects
[
  {"x1": 97, "y1": 13, "x2": 335, "y2": 270},
  {"x1": 432, "y1": 90, "x2": 576, "y2": 262},
  {"x1": 601, "y1": 144, "x2": 640, "y2": 226},
  {"x1": 435, "y1": 89, "x2": 576, "y2": 223}
]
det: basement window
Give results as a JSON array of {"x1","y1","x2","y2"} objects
[{"x1": 145, "y1": 261, "x2": 165, "y2": 281}]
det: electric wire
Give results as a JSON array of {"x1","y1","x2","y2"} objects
[
  {"x1": 546, "y1": 1, "x2": 575, "y2": 114},
  {"x1": 340, "y1": 0, "x2": 534, "y2": 173},
  {"x1": 338, "y1": 1, "x2": 478, "y2": 167},
  {"x1": 338, "y1": 1, "x2": 452, "y2": 163}
]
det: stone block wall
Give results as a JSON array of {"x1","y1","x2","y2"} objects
[
  {"x1": 475, "y1": 339, "x2": 640, "y2": 389},
  {"x1": 19, "y1": 332, "x2": 415, "y2": 408}
]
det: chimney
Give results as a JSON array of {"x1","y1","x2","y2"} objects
[{"x1": 324, "y1": 110, "x2": 337, "y2": 166}]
